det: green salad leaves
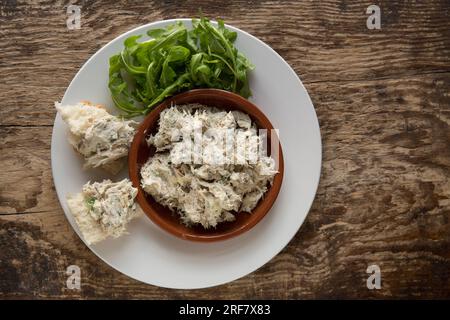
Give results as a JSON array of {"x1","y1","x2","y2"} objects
[{"x1": 108, "y1": 17, "x2": 254, "y2": 117}]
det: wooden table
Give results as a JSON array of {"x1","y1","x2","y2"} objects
[{"x1": 1, "y1": 0, "x2": 449, "y2": 299}]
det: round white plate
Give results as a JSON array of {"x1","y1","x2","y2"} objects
[{"x1": 51, "y1": 19, "x2": 321, "y2": 289}]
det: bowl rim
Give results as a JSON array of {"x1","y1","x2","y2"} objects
[{"x1": 128, "y1": 89, "x2": 284, "y2": 242}]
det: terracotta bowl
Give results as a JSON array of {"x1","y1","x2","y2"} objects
[{"x1": 128, "y1": 89, "x2": 284, "y2": 242}]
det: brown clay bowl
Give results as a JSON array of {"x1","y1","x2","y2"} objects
[{"x1": 128, "y1": 89, "x2": 284, "y2": 242}]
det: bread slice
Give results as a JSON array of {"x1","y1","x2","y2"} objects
[
  {"x1": 55, "y1": 101, "x2": 136, "y2": 175},
  {"x1": 66, "y1": 179, "x2": 142, "y2": 245},
  {"x1": 67, "y1": 193, "x2": 108, "y2": 245}
]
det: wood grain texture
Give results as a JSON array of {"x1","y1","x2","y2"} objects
[
  {"x1": 1, "y1": 0, "x2": 450, "y2": 299},
  {"x1": 1, "y1": 0, "x2": 449, "y2": 126}
]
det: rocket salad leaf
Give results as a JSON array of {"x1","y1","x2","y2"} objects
[{"x1": 108, "y1": 17, "x2": 254, "y2": 117}]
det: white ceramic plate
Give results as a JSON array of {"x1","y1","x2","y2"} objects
[{"x1": 51, "y1": 19, "x2": 321, "y2": 289}]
